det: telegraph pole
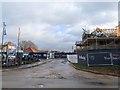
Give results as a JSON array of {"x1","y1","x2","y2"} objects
[
  {"x1": 16, "y1": 27, "x2": 21, "y2": 65},
  {"x1": 17, "y1": 27, "x2": 20, "y2": 60},
  {"x1": 17, "y1": 28, "x2": 20, "y2": 53}
]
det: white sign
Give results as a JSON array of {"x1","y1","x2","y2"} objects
[{"x1": 67, "y1": 55, "x2": 78, "y2": 63}]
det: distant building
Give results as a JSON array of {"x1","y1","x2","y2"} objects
[
  {"x1": 0, "y1": 41, "x2": 16, "y2": 52},
  {"x1": 24, "y1": 47, "x2": 39, "y2": 53},
  {"x1": 0, "y1": 41, "x2": 17, "y2": 62}
]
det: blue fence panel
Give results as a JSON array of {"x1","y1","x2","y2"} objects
[
  {"x1": 88, "y1": 52, "x2": 112, "y2": 66},
  {"x1": 77, "y1": 49, "x2": 120, "y2": 66}
]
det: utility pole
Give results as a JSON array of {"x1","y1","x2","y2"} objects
[
  {"x1": 17, "y1": 28, "x2": 20, "y2": 57},
  {"x1": 17, "y1": 28, "x2": 20, "y2": 53},
  {"x1": 16, "y1": 28, "x2": 21, "y2": 65}
]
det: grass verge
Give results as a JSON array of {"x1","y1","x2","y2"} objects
[{"x1": 72, "y1": 63, "x2": 120, "y2": 77}]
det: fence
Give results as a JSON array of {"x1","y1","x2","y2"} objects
[{"x1": 77, "y1": 49, "x2": 120, "y2": 66}]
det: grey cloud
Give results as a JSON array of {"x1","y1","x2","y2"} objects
[
  {"x1": 74, "y1": 2, "x2": 118, "y2": 26},
  {"x1": 75, "y1": 2, "x2": 117, "y2": 13},
  {"x1": 2, "y1": 2, "x2": 118, "y2": 51}
]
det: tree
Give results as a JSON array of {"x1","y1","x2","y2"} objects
[{"x1": 20, "y1": 40, "x2": 38, "y2": 50}]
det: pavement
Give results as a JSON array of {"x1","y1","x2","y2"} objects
[
  {"x1": 2, "y1": 59, "x2": 51, "y2": 71},
  {"x1": 2, "y1": 59, "x2": 119, "y2": 88}
]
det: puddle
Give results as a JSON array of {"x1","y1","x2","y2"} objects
[
  {"x1": 32, "y1": 72, "x2": 66, "y2": 79},
  {"x1": 86, "y1": 81, "x2": 106, "y2": 86},
  {"x1": 33, "y1": 75, "x2": 66, "y2": 79}
]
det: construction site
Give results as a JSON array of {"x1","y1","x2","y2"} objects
[
  {"x1": 75, "y1": 26, "x2": 120, "y2": 66},
  {"x1": 76, "y1": 26, "x2": 120, "y2": 51}
]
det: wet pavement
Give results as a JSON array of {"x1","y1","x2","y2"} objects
[{"x1": 2, "y1": 59, "x2": 119, "y2": 88}]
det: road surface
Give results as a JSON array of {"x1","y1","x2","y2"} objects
[{"x1": 2, "y1": 59, "x2": 118, "y2": 88}]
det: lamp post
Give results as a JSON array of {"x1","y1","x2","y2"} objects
[{"x1": 1, "y1": 22, "x2": 7, "y2": 65}]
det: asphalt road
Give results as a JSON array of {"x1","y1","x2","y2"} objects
[{"x1": 2, "y1": 59, "x2": 119, "y2": 88}]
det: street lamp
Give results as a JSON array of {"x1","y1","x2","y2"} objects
[{"x1": 1, "y1": 22, "x2": 7, "y2": 65}]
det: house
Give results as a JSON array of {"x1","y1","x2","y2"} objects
[
  {"x1": 75, "y1": 26, "x2": 120, "y2": 66},
  {"x1": 24, "y1": 47, "x2": 39, "y2": 53},
  {"x1": 0, "y1": 41, "x2": 17, "y2": 64},
  {"x1": 0, "y1": 41, "x2": 16, "y2": 52}
]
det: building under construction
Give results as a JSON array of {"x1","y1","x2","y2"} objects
[{"x1": 75, "y1": 26, "x2": 120, "y2": 66}]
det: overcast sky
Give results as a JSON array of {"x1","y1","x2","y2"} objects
[{"x1": 1, "y1": 1, "x2": 118, "y2": 51}]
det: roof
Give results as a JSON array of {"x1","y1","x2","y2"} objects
[
  {"x1": 24, "y1": 47, "x2": 39, "y2": 52},
  {"x1": 7, "y1": 42, "x2": 14, "y2": 46}
]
